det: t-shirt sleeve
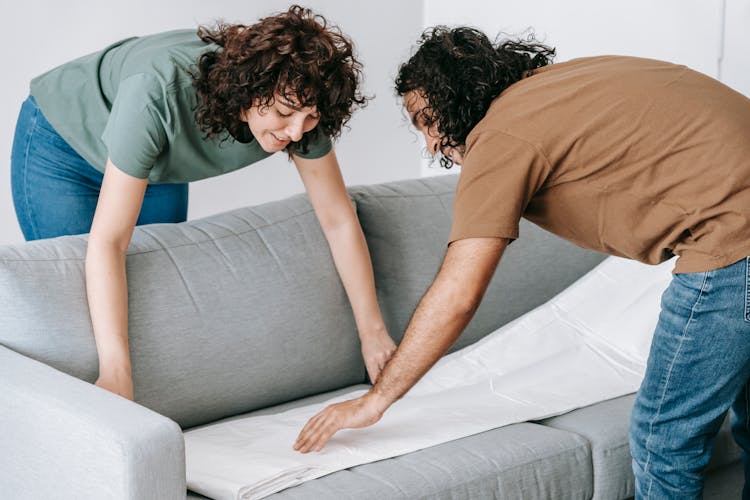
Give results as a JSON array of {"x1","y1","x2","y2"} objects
[
  {"x1": 294, "y1": 126, "x2": 333, "y2": 159},
  {"x1": 449, "y1": 130, "x2": 552, "y2": 244},
  {"x1": 101, "y1": 74, "x2": 167, "y2": 179}
]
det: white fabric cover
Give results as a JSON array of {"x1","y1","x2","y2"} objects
[{"x1": 185, "y1": 256, "x2": 674, "y2": 500}]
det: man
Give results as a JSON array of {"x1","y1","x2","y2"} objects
[{"x1": 294, "y1": 26, "x2": 750, "y2": 499}]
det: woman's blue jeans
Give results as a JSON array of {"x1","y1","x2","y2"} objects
[
  {"x1": 630, "y1": 256, "x2": 750, "y2": 498},
  {"x1": 11, "y1": 96, "x2": 188, "y2": 241}
]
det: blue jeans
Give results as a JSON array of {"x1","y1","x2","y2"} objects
[
  {"x1": 630, "y1": 256, "x2": 750, "y2": 498},
  {"x1": 11, "y1": 96, "x2": 188, "y2": 241}
]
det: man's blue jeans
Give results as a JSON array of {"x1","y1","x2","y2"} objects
[
  {"x1": 630, "y1": 256, "x2": 750, "y2": 498},
  {"x1": 10, "y1": 96, "x2": 188, "y2": 241}
]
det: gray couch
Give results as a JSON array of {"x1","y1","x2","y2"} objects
[{"x1": 0, "y1": 175, "x2": 743, "y2": 499}]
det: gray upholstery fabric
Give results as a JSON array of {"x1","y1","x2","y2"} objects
[
  {"x1": 269, "y1": 424, "x2": 592, "y2": 500},
  {"x1": 3, "y1": 173, "x2": 743, "y2": 499},
  {"x1": 703, "y1": 463, "x2": 745, "y2": 500},
  {"x1": 0, "y1": 345, "x2": 185, "y2": 500},
  {"x1": 620, "y1": 463, "x2": 744, "y2": 500},
  {"x1": 351, "y1": 175, "x2": 607, "y2": 352},
  {"x1": 540, "y1": 396, "x2": 636, "y2": 500},
  {"x1": 540, "y1": 394, "x2": 743, "y2": 499},
  {"x1": 0, "y1": 194, "x2": 365, "y2": 428}
]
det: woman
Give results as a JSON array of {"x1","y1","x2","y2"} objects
[{"x1": 11, "y1": 5, "x2": 395, "y2": 399}]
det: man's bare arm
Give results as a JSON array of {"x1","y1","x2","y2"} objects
[{"x1": 294, "y1": 237, "x2": 507, "y2": 452}]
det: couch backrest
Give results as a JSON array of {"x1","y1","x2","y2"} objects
[
  {"x1": 0, "y1": 175, "x2": 605, "y2": 428},
  {"x1": 351, "y1": 175, "x2": 606, "y2": 352},
  {"x1": 0, "y1": 194, "x2": 363, "y2": 428}
]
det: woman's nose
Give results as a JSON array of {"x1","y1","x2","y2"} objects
[
  {"x1": 427, "y1": 136, "x2": 440, "y2": 155},
  {"x1": 285, "y1": 120, "x2": 305, "y2": 142}
]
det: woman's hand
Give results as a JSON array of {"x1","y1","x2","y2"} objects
[
  {"x1": 95, "y1": 366, "x2": 134, "y2": 400},
  {"x1": 360, "y1": 329, "x2": 397, "y2": 384}
]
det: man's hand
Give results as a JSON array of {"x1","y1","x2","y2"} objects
[
  {"x1": 361, "y1": 331, "x2": 397, "y2": 383},
  {"x1": 294, "y1": 238, "x2": 507, "y2": 453},
  {"x1": 294, "y1": 393, "x2": 387, "y2": 453}
]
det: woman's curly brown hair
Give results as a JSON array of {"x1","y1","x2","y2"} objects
[
  {"x1": 396, "y1": 26, "x2": 555, "y2": 168},
  {"x1": 192, "y1": 5, "x2": 367, "y2": 156}
]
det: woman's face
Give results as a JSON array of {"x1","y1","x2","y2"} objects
[
  {"x1": 240, "y1": 94, "x2": 320, "y2": 153},
  {"x1": 402, "y1": 90, "x2": 464, "y2": 165}
]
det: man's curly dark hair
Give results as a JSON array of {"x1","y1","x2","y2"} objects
[
  {"x1": 192, "y1": 5, "x2": 367, "y2": 156},
  {"x1": 395, "y1": 26, "x2": 555, "y2": 168}
]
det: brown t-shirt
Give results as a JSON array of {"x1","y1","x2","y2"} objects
[{"x1": 449, "y1": 55, "x2": 750, "y2": 273}]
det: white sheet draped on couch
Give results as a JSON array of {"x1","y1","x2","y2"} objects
[{"x1": 185, "y1": 256, "x2": 674, "y2": 500}]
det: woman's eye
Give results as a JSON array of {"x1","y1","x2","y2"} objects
[{"x1": 277, "y1": 110, "x2": 292, "y2": 118}]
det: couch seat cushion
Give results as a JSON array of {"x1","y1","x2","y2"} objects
[
  {"x1": 187, "y1": 385, "x2": 593, "y2": 500},
  {"x1": 267, "y1": 422, "x2": 592, "y2": 500},
  {"x1": 539, "y1": 394, "x2": 742, "y2": 500}
]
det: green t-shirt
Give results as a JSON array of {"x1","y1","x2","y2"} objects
[{"x1": 29, "y1": 29, "x2": 332, "y2": 184}]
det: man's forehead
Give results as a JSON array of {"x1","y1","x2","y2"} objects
[
  {"x1": 403, "y1": 91, "x2": 429, "y2": 125},
  {"x1": 403, "y1": 90, "x2": 428, "y2": 110}
]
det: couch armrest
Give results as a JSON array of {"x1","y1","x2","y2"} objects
[{"x1": 0, "y1": 345, "x2": 185, "y2": 499}]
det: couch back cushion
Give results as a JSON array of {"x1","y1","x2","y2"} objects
[
  {"x1": 0, "y1": 194, "x2": 363, "y2": 428},
  {"x1": 1, "y1": 175, "x2": 606, "y2": 428},
  {"x1": 351, "y1": 175, "x2": 607, "y2": 352}
]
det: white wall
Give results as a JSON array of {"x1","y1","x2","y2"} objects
[
  {"x1": 0, "y1": 0, "x2": 424, "y2": 244},
  {"x1": 722, "y1": 0, "x2": 750, "y2": 95},
  {"x1": 424, "y1": 0, "x2": 725, "y2": 74},
  {"x1": 2, "y1": 2, "x2": 749, "y2": 244},
  {"x1": 420, "y1": 0, "x2": 748, "y2": 177}
]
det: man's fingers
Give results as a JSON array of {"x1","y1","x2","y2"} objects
[
  {"x1": 297, "y1": 415, "x2": 340, "y2": 453},
  {"x1": 294, "y1": 397, "x2": 383, "y2": 453},
  {"x1": 299, "y1": 412, "x2": 323, "y2": 435},
  {"x1": 301, "y1": 422, "x2": 334, "y2": 453},
  {"x1": 311, "y1": 424, "x2": 338, "y2": 452},
  {"x1": 294, "y1": 404, "x2": 344, "y2": 450},
  {"x1": 294, "y1": 411, "x2": 327, "y2": 450}
]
